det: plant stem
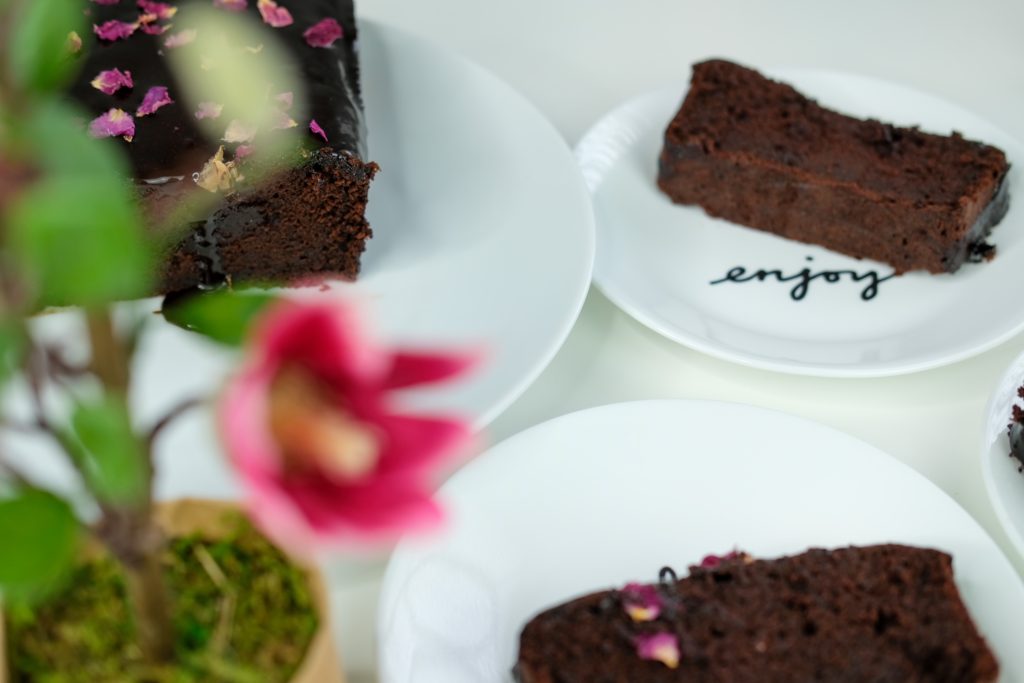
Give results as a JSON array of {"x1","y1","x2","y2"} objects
[
  {"x1": 121, "y1": 525, "x2": 174, "y2": 664},
  {"x1": 86, "y1": 309, "x2": 130, "y2": 396}
]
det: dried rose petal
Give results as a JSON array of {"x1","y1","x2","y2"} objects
[
  {"x1": 234, "y1": 144, "x2": 254, "y2": 160},
  {"x1": 194, "y1": 145, "x2": 243, "y2": 192},
  {"x1": 303, "y1": 17, "x2": 343, "y2": 47},
  {"x1": 89, "y1": 108, "x2": 135, "y2": 141},
  {"x1": 195, "y1": 101, "x2": 223, "y2": 120},
  {"x1": 223, "y1": 119, "x2": 257, "y2": 143},
  {"x1": 67, "y1": 31, "x2": 83, "y2": 54},
  {"x1": 140, "y1": 21, "x2": 171, "y2": 35},
  {"x1": 90, "y1": 68, "x2": 134, "y2": 95},
  {"x1": 136, "y1": 86, "x2": 173, "y2": 116},
  {"x1": 272, "y1": 112, "x2": 298, "y2": 130},
  {"x1": 699, "y1": 550, "x2": 750, "y2": 569},
  {"x1": 309, "y1": 119, "x2": 327, "y2": 143},
  {"x1": 94, "y1": 19, "x2": 137, "y2": 42},
  {"x1": 635, "y1": 632, "x2": 680, "y2": 669},
  {"x1": 163, "y1": 28, "x2": 196, "y2": 48},
  {"x1": 275, "y1": 91, "x2": 293, "y2": 109},
  {"x1": 137, "y1": 0, "x2": 177, "y2": 18},
  {"x1": 621, "y1": 583, "x2": 663, "y2": 622},
  {"x1": 214, "y1": 0, "x2": 247, "y2": 9},
  {"x1": 257, "y1": 0, "x2": 292, "y2": 27}
]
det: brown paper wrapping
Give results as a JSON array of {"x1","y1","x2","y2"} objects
[{"x1": 1, "y1": 498, "x2": 344, "y2": 683}]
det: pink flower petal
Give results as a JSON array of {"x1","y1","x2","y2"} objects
[
  {"x1": 90, "y1": 68, "x2": 133, "y2": 95},
  {"x1": 136, "y1": 86, "x2": 173, "y2": 116},
  {"x1": 635, "y1": 632, "x2": 680, "y2": 669},
  {"x1": 257, "y1": 0, "x2": 293, "y2": 27},
  {"x1": 275, "y1": 91, "x2": 293, "y2": 110},
  {"x1": 137, "y1": 0, "x2": 176, "y2": 18},
  {"x1": 195, "y1": 101, "x2": 223, "y2": 120},
  {"x1": 383, "y1": 351, "x2": 478, "y2": 390},
  {"x1": 94, "y1": 19, "x2": 137, "y2": 42},
  {"x1": 272, "y1": 111, "x2": 298, "y2": 130},
  {"x1": 140, "y1": 21, "x2": 171, "y2": 35},
  {"x1": 235, "y1": 144, "x2": 254, "y2": 159},
  {"x1": 214, "y1": 0, "x2": 247, "y2": 10},
  {"x1": 303, "y1": 17, "x2": 343, "y2": 47},
  {"x1": 309, "y1": 119, "x2": 327, "y2": 143},
  {"x1": 622, "y1": 583, "x2": 663, "y2": 622},
  {"x1": 89, "y1": 108, "x2": 135, "y2": 141},
  {"x1": 163, "y1": 28, "x2": 196, "y2": 48},
  {"x1": 67, "y1": 31, "x2": 83, "y2": 54},
  {"x1": 699, "y1": 550, "x2": 747, "y2": 568}
]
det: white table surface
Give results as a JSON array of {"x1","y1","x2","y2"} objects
[{"x1": 337, "y1": 0, "x2": 1024, "y2": 678}]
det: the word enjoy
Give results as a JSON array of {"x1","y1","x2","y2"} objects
[{"x1": 708, "y1": 257, "x2": 897, "y2": 301}]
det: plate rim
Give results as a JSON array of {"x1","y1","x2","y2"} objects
[
  {"x1": 378, "y1": 398, "x2": 1024, "y2": 680},
  {"x1": 580, "y1": 68, "x2": 1024, "y2": 378},
  {"x1": 981, "y1": 348, "x2": 1024, "y2": 563}
]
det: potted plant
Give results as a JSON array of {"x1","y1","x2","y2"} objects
[{"x1": 0, "y1": 0, "x2": 476, "y2": 680}]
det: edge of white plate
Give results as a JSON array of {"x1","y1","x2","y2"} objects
[
  {"x1": 361, "y1": 19, "x2": 596, "y2": 428},
  {"x1": 981, "y1": 348, "x2": 1024, "y2": 563},
  {"x1": 580, "y1": 69, "x2": 1024, "y2": 378}
]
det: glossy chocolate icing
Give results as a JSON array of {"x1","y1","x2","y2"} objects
[{"x1": 68, "y1": 0, "x2": 365, "y2": 180}]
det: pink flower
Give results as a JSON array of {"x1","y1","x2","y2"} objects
[
  {"x1": 621, "y1": 583, "x2": 663, "y2": 622},
  {"x1": 94, "y1": 19, "x2": 137, "y2": 42},
  {"x1": 219, "y1": 300, "x2": 477, "y2": 553},
  {"x1": 137, "y1": 0, "x2": 176, "y2": 18},
  {"x1": 136, "y1": 86, "x2": 173, "y2": 116},
  {"x1": 303, "y1": 17, "x2": 343, "y2": 47},
  {"x1": 214, "y1": 0, "x2": 247, "y2": 10},
  {"x1": 635, "y1": 632, "x2": 680, "y2": 669},
  {"x1": 90, "y1": 68, "x2": 133, "y2": 95},
  {"x1": 257, "y1": 0, "x2": 293, "y2": 27},
  {"x1": 164, "y1": 28, "x2": 196, "y2": 48},
  {"x1": 140, "y1": 21, "x2": 171, "y2": 35},
  {"x1": 89, "y1": 108, "x2": 135, "y2": 141},
  {"x1": 699, "y1": 550, "x2": 749, "y2": 568},
  {"x1": 309, "y1": 118, "x2": 327, "y2": 143}
]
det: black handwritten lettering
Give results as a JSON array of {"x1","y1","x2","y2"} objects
[{"x1": 709, "y1": 257, "x2": 897, "y2": 301}]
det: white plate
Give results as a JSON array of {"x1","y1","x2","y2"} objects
[
  {"x1": 378, "y1": 400, "x2": 1024, "y2": 682},
  {"x1": 982, "y1": 350, "x2": 1024, "y2": 563},
  {"x1": 578, "y1": 69, "x2": 1024, "y2": 377},
  {"x1": 3, "y1": 21, "x2": 594, "y2": 502}
]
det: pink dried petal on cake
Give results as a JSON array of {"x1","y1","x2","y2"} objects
[
  {"x1": 257, "y1": 0, "x2": 293, "y2": 27},
  {"x1": 621, "y1": 583, "x2": 663, "y2": 622},
  {"x1": 136, "y1": 86, "x2": 173, "y2": 116},
  {"x1": 163, "y1": 28, "x2": 197, "y2": 48},
  {"x1": 234, "y1": 144, "x2": 254, "y2": 159},
  {"x1": 272, "y1": 112, "x2": 298, "y2": 130},
  {"x1": 89, "y1": 108, "x2": 135, "y2": 141},
  {"x1": 137, "y1": 0, "x2": 177, "y2": 18},
  {"x1": 699, "y1": 550, "x2": 748, "y2": 568},
  {"x1": 90, "y1": 68, "x2": 134, "y2": 95},
  {"x1": 303, "y1": 17, "x2": 343, "y2": 47},
  {"x1": 309, "y1": 119, "x2": 327, "y2": 143},
  {"x1": 67, "y1": 31, "x2": 84, "y2": 54},
  {"x1": 140, "y1": 21, "x2": 171, "y2": 35},
  {"x1": 195, "y1": 101, "x2": 223, "y2": 120},
  {"x1": 94, "y1": 19, "x2": 138, "y2": 41},
  {"x1": 275, "y1": 91, "x2": 293, "y2": 109},
  {"x1": 635, "y1": 632, "x2": 680, "y2": 669},
  {"x1": 223, "y1": 119, "x2": 258, "y2": 143},
  {"x1": 214, "y1": 0, "x2": 247, "y2": 10}
]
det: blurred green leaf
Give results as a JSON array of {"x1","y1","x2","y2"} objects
[
  {"x1": 71, "y1": 395, "x2": 147, "y2": 505},
  {"x1": 0, "y1": 488, "x2": 79, "y2": 602},
  {"x1": 5, "y1": 174, "x2": 153, "y2": 307},
  {"x1": 9, "y1": 0, "x2": 86, "y2": 93},
  {"x1": 0, "y1": 320, "x2": 25, "y2": 383},
  {"x1": 25, "y1": 100, "x2": 129, "y2": 179},
  {"x1": 162, "y1": 290, "x2": 276, "y2": 346}
]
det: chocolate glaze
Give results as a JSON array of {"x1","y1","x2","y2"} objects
[{"x1": 68, "y1": 0, "x2": 365, "y2": 178}]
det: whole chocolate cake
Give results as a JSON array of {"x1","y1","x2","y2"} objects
[
  {"x1": 68, "y1": 0, "x2": 377, "y2": 293},
  {"x1": 515, "y1": 545, "x2": 999, "y2": 682},
  {"x1": 658, "y1": 59, "x2": 1010, "y2": 275}
]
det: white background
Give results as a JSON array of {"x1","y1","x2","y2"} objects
[{"x1": 345, "y1": 0, "x2": 1024, "y2": 678}]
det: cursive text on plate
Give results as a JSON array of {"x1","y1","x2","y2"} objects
[{"x1": 709, "y1": 257, "x2": 897, "y2": 301}]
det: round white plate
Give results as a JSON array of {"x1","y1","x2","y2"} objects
[
  {"x1": 982, "y1": 349, "x2": 1024, "y2": 563},
  {"x1": 4, "y1": 21, "x2": 594, "y2": 502},
  {"x1": 378, "y1": 400, "x2": 1024, "y2": 682},
  {"x1": 578, "y1": 69, "x2": 1024, "y2": 377}
]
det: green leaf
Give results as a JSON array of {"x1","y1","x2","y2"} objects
[
  {"x1": 5, "y1": 174, "x2": 153, "y2": 307},
  {"x1": 71, "y1": 396, "x2": 147, "y2": 505},
  {"x1": 0, "y1": 320, "x2": 25, "y2": 384},
  {"x1": 162, "y1": 290, "x2": 276, "y2": 346},
  {"x1": 0, "y1": 489, "x2": 79, "y2": 602},
  {"x1": 25, "y1": 100, "x2": 129, "y2": 179},
  {"x1": 8, "y1": 0, "x2": 86, "y2": 93}
]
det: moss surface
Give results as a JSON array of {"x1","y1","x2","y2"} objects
[{"x1": 6, "y1": 516, "x2": 318, "y2": 682}]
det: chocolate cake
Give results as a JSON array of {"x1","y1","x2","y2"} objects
[
  {"x1": 657, "y1": 59, "x2": 1010, "y2": 274},
  {"x1": 515, "y1": 545, "x2": 999, "y2": 682},
  {"x1": 68, "y1": 0, "x2": 377, "y2": 293},
  {"x1": 1007, "y1": 385, "x2": 1024, "y2": 472}
]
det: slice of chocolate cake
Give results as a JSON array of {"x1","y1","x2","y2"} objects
[
  {"x1": 657, "y1": 59, "x2": 1010, "y2": 275},
  {"x1": 68, "y1": 0, "x2": 377, "y2": 293},
  {"x1": 1007, "y1": 385, "x2": 1024, "y2": 472},
  {"x1": 515, "y1": 545, "x2": 999, "y2": 682}
]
